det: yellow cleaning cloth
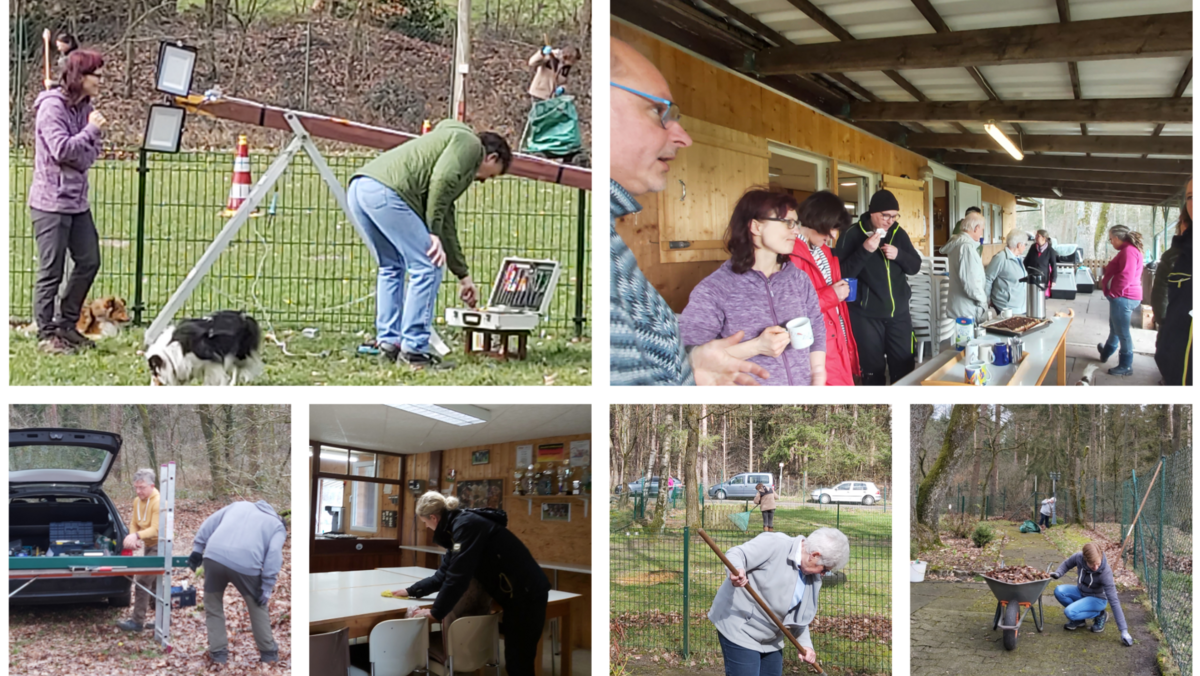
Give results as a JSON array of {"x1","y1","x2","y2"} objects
[{"x1": 381, "y1": 590, "x2": 395, "y2": 598}]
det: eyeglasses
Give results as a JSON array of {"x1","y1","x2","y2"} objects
[
  {"x1": 761, "y1": 217, "x2": 800, "y2": 231},
  {"x1": 611, "y1": 82, "x2": 682, "y2": 129},
  {"x1": 877, "y1": 213, "x2": 899, "y2": 223}
]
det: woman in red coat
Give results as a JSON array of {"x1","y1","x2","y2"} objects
[{"x1": 790, "y1": 191, "x2": 860, "y2": 385}]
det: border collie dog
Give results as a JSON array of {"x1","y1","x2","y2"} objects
[{"x1": 146, "y1": 311, "x2": 263, "y2": 386}]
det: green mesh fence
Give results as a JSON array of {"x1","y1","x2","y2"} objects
[{"x1": 9, "y1": 148, "x2": 590, "y2": 335}]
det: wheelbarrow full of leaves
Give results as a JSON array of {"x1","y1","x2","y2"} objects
[{"x1": 982, "y1": 565, "x2": 1054, "y2": 651}]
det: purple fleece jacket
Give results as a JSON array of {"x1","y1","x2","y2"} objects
[
  {"x1": 29, "y1": 89, "x2": 102, "y2": 214},
  {"x1": 679, "y1": 260, "x2": 826, "y2": 386}
]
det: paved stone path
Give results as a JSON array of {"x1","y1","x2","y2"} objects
[{"x1": 911, "y1": 522, "x2": 1159, "y2": 675}]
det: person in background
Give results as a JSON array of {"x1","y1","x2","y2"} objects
[
  {"x1": 835, "y1": 189, "x2": 922, "y2": 385},
  {"x1": 528, "y1": 45, "x2": 582, "y2": 99},
  {"x1": 116, "y1": 469, "x2": 159, "y2": 633},
  {"x1": 754, "y1": 482, "x2": 777, "y2": 532},
  {"x1": 610, "y1": 38, "x2": 769, "y2": 386},
  {"x1": 1098, "y1": 225, "x2": 1145, "y2": 377},
  {"x1": 1154, "y1": 177, "x2": 1192, "y2": 386},
  {"x1": 679, "y1": 189, "x2": 827, "y2": 386},
  {"x1": 45, "y1": 32, "x2": 78, "y2": 89},
  {"x1": 791, "y1": 190, "x2": 859, "y2": 385},
  {"x1": 29, "y1": 49, "x2": 106, "y2": 355},
  {"x1": 1039, "y1": 496, "x2": 1055, "y2": 530},
  {"x1": 1050, "y1": 542, "x2": 1133, "y2": 646},
  {"x1": 985, "y1": 229, "x2": 1030, "y2": 315},
  {"x1": 941, "y1": 210, "x2": 988, "y2": 323},
  {"x1": 1024, "y1": 229, "x2": 1058, "y2": 297},
  {"x1": 189, "y1": 500, "x2": 288, "y2": 666}
]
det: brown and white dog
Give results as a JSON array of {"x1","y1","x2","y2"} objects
[{"x1": 77, "y1": 297, "x2": 131, "y2": 339}]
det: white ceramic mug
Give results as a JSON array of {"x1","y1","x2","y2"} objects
[
  {"x1": 1001, "y1": 309, "x2": 1014, "y2": 319},
  {"x1": 964, "y1": 340, "x2": 995, "y2": 365},
  {"x1": 785, "y1": 316, "x2": 815, "y2": 350}
]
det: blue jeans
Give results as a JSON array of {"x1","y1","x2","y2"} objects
[
  {"x1": 1054, "y1": 584, "x2": 1109, "y2": 621},
  {"x1": 1103, "y1": 296, "x2": 1139, "y2": 358},
  {"x1": 717, "y1": 631, "x2": 783, "y2": 676},
  {"x1": 347, "y1": 177, "x2": 442, "y2": 354}
]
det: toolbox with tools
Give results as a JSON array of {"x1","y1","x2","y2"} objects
[{"x1": 445, "y1": 257, "x2": 562, "y2": 359}]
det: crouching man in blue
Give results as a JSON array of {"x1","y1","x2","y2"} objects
[
  {"x1": 1050, "y1": 542, "x2": 1133, "y2": 646},
  {"x1": 188, "y1": 500, "x2": 288, "y2": 666},
  {"x1": 708, "y1": 528, "x2": 850, "y2": 676}
]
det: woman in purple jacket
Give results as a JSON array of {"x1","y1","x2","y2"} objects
[
  {"x1": 679, "y1": 189, "x2": 827, "y2": 385},
  {"x1": 29, "y1": 50, "x2": 107, "y2": 354},
  {"x1": 1098, "y1": 225, "x2": 1145, "y2": 377}
]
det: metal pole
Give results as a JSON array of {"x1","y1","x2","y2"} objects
[
  {"x1": 302, "y1": 20, "x2": 312, "y2": 110},
  {"x1": 573, "y1": 188, "x2": 587, "y2": 337},
  {"x1": 451, "y1": 0, "x2": 471, "y2": 120},
  {"x1": 1130, "y1": 470, "x2": 1139, "y2": 569},
  {"x1": 1157, "y1": 456, "x2": 1165, "y2": 618},
  {"x1": 682, "y1": 527, "x2": 690, "y2": 657},
  {"x1": 133, "y1": 149, "x2": 149, "y2": 324}
]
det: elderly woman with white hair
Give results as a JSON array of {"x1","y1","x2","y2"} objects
[
  {"x1": 116, "y1": 468, "x2": 159, "y2": 632},
  {"x1": 985, "y1": 229, "x2": 1031, "y2": 315},
  {"x1": 941, "y1": 211, "x2": 989, "y2": 323},
  {"x1": 709, "y1": 527, "x2": 851, "y2": 676}
]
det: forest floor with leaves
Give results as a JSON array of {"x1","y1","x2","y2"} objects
[{"x1": 9, "y1": 499, "x2": 291, "y2": 675}]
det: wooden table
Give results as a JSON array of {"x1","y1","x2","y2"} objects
[{"x1": 894, "y1": 315, "x2": 1073, "y2": 386}]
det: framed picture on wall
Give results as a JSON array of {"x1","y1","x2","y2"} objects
[
  {"x1": 537, "y1": 442, "x2": 565, "y2": 463},
  {"x1": 541, "y1": 503, "x2": 571, "y2": 522},
  {"x1": 457, "y1": 479, "x2": 504, "y2": 509},
  {"x1": 472, "y1": 450, "x2": 490, "y2": 465}
]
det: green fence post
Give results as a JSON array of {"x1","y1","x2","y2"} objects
[
  {"x1": 132, "y1": 149, "x2": 150, "y2": 324},
  {"x1": 1092, "y1": 477, "x2": 1097, "y2": 531},
  {"x1": 573, "y1": 188, "x2": 587, "y2": 338},
  {"x1": 837, "y1": 503, "x2": 841, "y2": 530},
  {"x1": 682, "y1": 527, "x2": 690, "y2": 658}
]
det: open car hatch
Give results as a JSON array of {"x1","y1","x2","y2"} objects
[{"x1": 9, "y1": 428, "x2": 122, "y2": 489}]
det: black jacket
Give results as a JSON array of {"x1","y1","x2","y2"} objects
[
  {"x1": 1024, "y1": 242, "x2": 1058, "y2": 287},
  {"x1": 1155, "y1": 226, "x2": 1192, "y2": 385},
  {"x1": 835, "y1": 215, "x2": 922, "y2": 319},
  {"x1": 407, "y1": 509, "x2": 549, "y2": 620}
]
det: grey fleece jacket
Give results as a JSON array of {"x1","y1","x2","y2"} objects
[
  {"x1": 1055, "y1": 552, "x2": 1127, "y2": 632},
  {"x1": 941, "y1": 232, "x2": 988, "y2": 322},
  {"x1": 193, "y1": 501, "x2": 287, "y2": 603}
]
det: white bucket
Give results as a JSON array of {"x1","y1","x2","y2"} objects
[{"x1": 910, "y1": 560, "x2": 927, "y2": 582}]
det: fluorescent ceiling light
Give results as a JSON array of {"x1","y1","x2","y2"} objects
[
  {"x1": 1051, "y1": 187, "x2": 1063, "y2": 197},
  {"x1": 769, "y1": 172, "x2": 781, "y2": 177},
  {"x1": 840, "y1": 182, "x2": 856, "y2": 186},
  {"x1": 985, "y1": 121, "x2": 1024, "y2": 160},
  {"x1": 389, "y1": 404, "x2": 490, "y2": 426}
]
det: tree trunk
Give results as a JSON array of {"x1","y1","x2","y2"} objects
[
  {"x1": 648, "y1": 411, "x2": 672, "y2": 532},
  {"x1": 915, "y1": 405, "x2": 980, "y2": 542},
  {"x1": 683, "y1": 405, "x2": 700, "y2": 528},
  {"x1": 136, "y1": 405, "x2": 158, "y2": 472},
  {"x1": 198, "y1": 405, "x2": 227, "y2": 500}
]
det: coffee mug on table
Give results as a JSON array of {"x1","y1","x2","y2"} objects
[
  {"x1": 964, "y1": 340, "x2": 995, "y2": 365},
  {"x1": 964, "y1": 360, "x2": 990, "y2": 386},
  {"x1": 785, "y1": 316, "x2": 815, "y2": 350},
  {"x1": 992, "y1": 343, "x2": 1012, "y2": 366},
  {"x1": 1001, "y1": 309, "x2": 1013, "y2": 319},
  {"x1": 845, "y1": 278, "x2": 858, "y2": 302}
]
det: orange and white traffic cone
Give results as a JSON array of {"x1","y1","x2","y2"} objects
[{"x1": 220, "y1": 135, "x2": 258, "y2": 217}]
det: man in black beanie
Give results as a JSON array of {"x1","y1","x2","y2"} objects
[{"x1": 834, "y1": 189, "x2": 922, "y2": 384}]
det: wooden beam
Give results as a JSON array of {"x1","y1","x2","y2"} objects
[
  {"x1": 940, "y1": 152, "x2": 1193, "y2": 175},
  {"x1": 959, "y1": 167, "x2": 1186, "y2": 187},
  {"x1": 908, "y1": 133, "x2": 1192, "y2": 155},
  {"x1": 988, "y1": 184, "x2": 1175, "y2": 202},
  {"x1": 751, "y1": 12, "x2": 1192, "y2": 75},
  {"x1": 1012, "y1": 190, "x2": 1170, "y2": 206},
  {"x1": 1149, "y1": 58, "x2": 1193, "y2": 155},
  {"x1": 849, "y1": 98, "x2": 1191, "y2": 123},
  {"x1": 978, "y1": 177, "x2": 1178, "y2": 196}
]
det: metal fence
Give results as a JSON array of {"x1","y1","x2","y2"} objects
[
  {"x1": 933, "y1": 479, "x2": 1129, "y2": 526},
  {"x1": 9, "y1": 148, "x2": 590, "y2": 335},
  {"x1": 1120, "y1": 449, "x2": 1191, "y2": 676},
  {"x1": 611, "y1": 515, "x2": 891, "y2": 674}
]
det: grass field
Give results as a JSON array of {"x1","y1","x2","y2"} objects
[{"x1": 611, "y1": 505, "x2": 892, "y2": 675}]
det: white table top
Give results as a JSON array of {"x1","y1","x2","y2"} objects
[
  {"x1": 396, "y1": 548, "x2": 591, "y2": 574},
  {"x1": 894, "y1": 316, "x2": 1071, "y2": 386},
  {"x1": 309, "y1": 569, "x2": 421, "y2": 591},
  {"x1": 310, "y1": 583, "x2": 432, "y2": 625}
]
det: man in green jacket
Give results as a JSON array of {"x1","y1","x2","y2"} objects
[{"x1": 348, "y1": 120, "x2": 511, "y2": 366}]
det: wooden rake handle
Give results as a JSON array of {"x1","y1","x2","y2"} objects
[{"x1": 697, "y1": 528, "x2": 825, "y2": 675}]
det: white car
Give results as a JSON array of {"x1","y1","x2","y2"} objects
[{"x1": 811, "y1": 481, "x2": 882, "y2": 505}]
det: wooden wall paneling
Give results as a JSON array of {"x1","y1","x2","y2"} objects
[{"x1": 881, "y1": 175, "x2": 928, "y2": 254}]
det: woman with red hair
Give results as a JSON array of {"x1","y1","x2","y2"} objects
[
  {"x1": 790, "y1": 190, "x2": 860, "y2": 385},
  {"x1": 29, "y1": 50, "x2": 107, "y2": 354}
]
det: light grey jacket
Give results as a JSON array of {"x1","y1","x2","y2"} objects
[
  {"x1": 193, "y1": 500, "x2": 288, "y2": 603},
  {"x1": 709, "y1": 533, "x2": 822, "y2": 652},
  {"x1": 985, "y1": 247, "x2": 1028, "y2": 314},
  {"x1": 941, "y1": 233, "x2": 988, "y2": 322}
]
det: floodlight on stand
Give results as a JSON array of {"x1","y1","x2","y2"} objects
[
  {"x1": 1051, "y1": 187, "x2": 1063, "y2": 197},
  {"x1": 984, "y1": 121, "x2": 1023, "y2": 160},
  {"x1": 142, "y1": 104, "x2": 185, "y2": 153},
  {"x1": 156, "y1": 42, "x2": 198, "y2": 97}
]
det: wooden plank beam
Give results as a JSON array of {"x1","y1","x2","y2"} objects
[
  {"x1": 1010, "y1": 190, "x2": 1171, "y2": 206},
  {"x1": 958, "y1": 167, "x2": 1186, "y2": 187},
  {"x1": 987, "y1": 185, "x2": 1176, "y2": 202},
  {"x1": 940, "y1": 152, "x2": 1193, "y2": 175},
  {"x1": 751, "y1": 12, "x2": 1192, "y2": 74},
  {"x1": 975, "y1": 177, "x2": 1178, "y2": 195},
  {"x1": 1148, "y1": 58, "x2": 1193, "y2": 155},
  {"x1": 907, "y1": 133, "x2": 1192, "y2": 155},
  {"x1": 849, "y1": 98, "x2": 1191, "y2": 123},
  {"x1": 1055, "y1": 0, "x2": 1088, "y2": 136}
]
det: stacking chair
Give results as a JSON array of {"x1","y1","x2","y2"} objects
[
  {"x1": 311, "y1": 626, "x2": 351, "y2": 675},
  {"x1": 429, "y1": 614, "x2": 501, "y2": 676},
  {"x1": 369, "y1": 617, "x2": 430, "y2": 676}
]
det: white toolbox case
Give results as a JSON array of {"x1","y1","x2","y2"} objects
[{"x1": 445, "y1": 257, "x2": 562, "y2": 332}]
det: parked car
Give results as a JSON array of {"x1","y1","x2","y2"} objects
[
  {"x1": 811, "y1": 481, "x2": 882, "y2": 505},
  {"x1": 10, "y1": 428, "x2": 132, "y2": 606},
  {"x1": 708, "y1": 472, "x2": 774, "y2": 500},
  {"x1": 622, "y1": 476, "x2": 682, "y2": 498}
]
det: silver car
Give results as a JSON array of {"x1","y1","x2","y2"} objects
[
  {"x1": 708, "y1": 472, "x2": 774, "y2": 500},
  {"x1": 811, "y1": 481, "x2": 882, "y2": 505}
]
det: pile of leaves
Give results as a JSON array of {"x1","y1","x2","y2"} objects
[
  {"x1": 610, "y1": 609, "x2": 685, "y2": 629},
  {"x1": 919, "y1": 531, "x2": 1007, "y2": 575},
  {"x1": 983, "y1": 565, "x2": 1051, "y2": 583},
  {"x1": 9, "y1": 498, "x2": 291, "y2": 674},
  {"x1": 810, "y1": 613, "x2": 891, "y2": 642}
]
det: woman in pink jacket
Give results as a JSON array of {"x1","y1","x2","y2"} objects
[{"x1": 1098, "y1": 225, "x2": 1144, "y2": 377}]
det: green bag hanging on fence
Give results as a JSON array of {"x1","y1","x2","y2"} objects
[
  {"x1": 522, "y1": 96, "x2": 583, "y2": 156},
  {"x1": 1020, "y1": 520, "x2": 1041, "y2": 533}
]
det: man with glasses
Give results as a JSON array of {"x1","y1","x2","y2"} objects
[
  {"x1": 835, "y1": 189, "x2": 922, "y2": 385},
  {"x1": 610, "y1": 38, "x2": 770, "y2": 386}
]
